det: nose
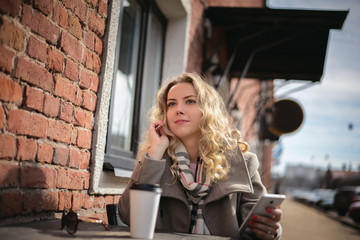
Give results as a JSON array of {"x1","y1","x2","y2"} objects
[{"x1": 176, "y1": 103, "x2": 184, "y2": 115}]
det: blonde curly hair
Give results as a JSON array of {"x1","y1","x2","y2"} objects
[{"x1": 137, "y1": 73, "x2": 249, "y2": 182}]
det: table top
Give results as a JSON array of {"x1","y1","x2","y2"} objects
[{"x1": 0, "y1": 219, "x2": 233, "y2": 240}]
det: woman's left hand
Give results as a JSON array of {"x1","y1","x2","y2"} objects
[{"x1": 248, "y1": 207, "x2": 282, "y2": 240}]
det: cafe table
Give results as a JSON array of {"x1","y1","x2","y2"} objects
[{"x1": 0, "y1": 218, "x2": 233, "y2": 240}]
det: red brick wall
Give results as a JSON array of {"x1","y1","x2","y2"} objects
[
  {"x1": 186, "y1": 0, "x2": 265, "y2": 73},
  {"x1": 0, "y1": 0, "x2": 119, "y2": 223}
]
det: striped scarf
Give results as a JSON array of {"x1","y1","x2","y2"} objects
[{"x1": 175, "y1": 142, "x2": 211, "y2": 235}]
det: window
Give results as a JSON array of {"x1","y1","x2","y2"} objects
[
  {"x1": 91, "y1": 0, "x2": 189, "y2": 194},
  {"x1": 104, "y1": 0, "x2": 166, "y2": 175}
]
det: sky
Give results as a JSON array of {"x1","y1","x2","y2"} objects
[{"x1": 266, "y1": 0, "x2": 360, "y2": 176}]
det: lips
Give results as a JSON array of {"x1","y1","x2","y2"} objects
[{"x1": 175, "y1": 119, "x2": 189, "y2": 124}]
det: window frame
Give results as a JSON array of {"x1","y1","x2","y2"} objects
[{"x1": 103, "y1": 0, "x2": 167, "y2": 172}]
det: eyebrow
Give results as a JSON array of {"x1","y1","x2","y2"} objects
[{"x1": 167, "y1": 95, "x2": 196, "y2": 102}]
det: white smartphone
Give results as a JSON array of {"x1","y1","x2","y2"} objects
[{"x1": 238, "y1": 193, "x2": 286, "y2": 234}]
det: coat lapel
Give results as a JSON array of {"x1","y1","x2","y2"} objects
[{"x1": 205, "y1": 148, "x2": 253, "y2": 204}]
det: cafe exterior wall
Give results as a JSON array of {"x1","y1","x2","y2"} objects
[
  {"x1": 0, "y1": 0, "x2": 270, "y2": 225},
  {"x1": 0, "y1": 0, "x2": 114, "y2": 224}
]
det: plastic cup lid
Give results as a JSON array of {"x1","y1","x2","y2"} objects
[{"x1": 130, "y1": 183, "x2": 162, "y2": 193}]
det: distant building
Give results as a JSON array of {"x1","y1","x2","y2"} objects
[{"x1": 280, "y1": 164, "x2": 360, "y2": 192}]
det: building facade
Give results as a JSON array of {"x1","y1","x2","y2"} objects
[
  {"x1": 1, "y1": 0, "x2": 346, "y2": 225},
  {"x1": 0, "y1": 0, "x2": 268, "y2": 224}
]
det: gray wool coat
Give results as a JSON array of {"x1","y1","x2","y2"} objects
[{"x1": 118, "y1": 149, "x2": 282, "y2": 239}]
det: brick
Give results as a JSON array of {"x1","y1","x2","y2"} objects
[
  {"x1": 94, "y1": 36, "x2": 103, "y2": 55},
  {"x1": 34, "y1": 0, "x2": 53, "y2": 16},
  {"x1": 71, "y1": 127, "x2": 77, "y2": 145},
  {"x1": 0, "y1": 45, "x2": 15, "y2": 73},
  {"x1": 20, "y1": 165, "x2": 56, "y2": 188},
  {"x1": 68, "y1": 14, "x2": 82, "y2": 40},
  {"x1": 0, "y1": 104, "x2": 4, "y2": 129},
  {"x1": 98, "y1": 0, "x2": 108, "y2": 17},
  {"x1": 65, "y1": 58, "x2": 79, "y2": 82},
  {"x1": 0, "y1": 17, "x2": 25, "y2": 51},
  {"x1": 74, "y1": 107, "x2": 86, "y2": 127},
  {"x1": 37, "y1": 142, "x2": 54, "y2": 164},
  {"x1": 54, "y1": 145, "x2": 69, "y2": 166},
  {"x1": 25, "y1": 86, "x2": 44, "y2": 112},
  {"x1": 59, "y1": 100, "x2": 73, "y2": 123},
  {"x1": 17, "y1": 138, "x2": 37, "y2": 161},
  {"x1": 54, "y1": 76, "x2": 82, "y2": 105},
  {"x1": 60, "y1": 32, "x2": 83, "y2": 63},
  {"x1": 77, "y1": 128, "x2": 92, "y2": 149},
  {"x1": 72, "y1": 192, "x2": 83, "y2": 211},
  {"x1": 82, "y1": 48, "x2": 101, "y2": 73},
  {"x1": 0, "y1": 134, "x2": 15, "y2": 159},
  {"x1": 83, "y1": 194, "x2": 92, "y2": 209},
  {"x1": 82, "y1": 49, "x2": 92, "y2": 70},
  {"x1": 62, "y1": 0, "x2": 87, "y2": 23},
  {"x1": 22, "y1": 4, "x2": 60, "y2": 45},
  {"x1": 88, "y1": 10, "x2": 105, "y2": 37},
  {"x1": 0, "y1": 192, "x2": 22, "y2": 216},
  {"x1": 69, "y1": 147, "x2": 81, "y2": 169},
  {"x1": 0, "y1": 161, "x2": 19, "y2": 187},
  {"x1": 42, "y1": 190, "x2": 59, "y2": 211},
  {"x1": 88, "y1": 0, "x2": 99, "y2": 9},
  {"x1": 90, "y1": 74, "x2": 99, "y2": 92},
  {"x1": 93, "y1": 53, "x2": 101, "y2": 74},
  {"x1": 53, "y1": 2, "x2": 68, "y2": 29},
  {"x1": 81, "y1": 150, "x2": 90, "y2": 169},
  {"x1": 48, "y1": 48, "x2": 64, "y2": 72},
  {"x1": 23, "y1": 191, "x2": 42, "y2": 213},
  {"x1": 79, "y1": 68, "x2": 91, "y2": 89},
  {"x1": 47, "y1": 119, "x2": 72, "y2": 144},
  {"x1": 114, "y1": 195, "x2": 120, "y2": 205},
  {"x1": 56, "y1": 168, "x2": 83, "y2": 190},
  {"x1": 0, "y1": 75, "x2": 22, "y2": 104},
  {"x1": 15, "y1": 57, "x2": 53, "y2": 91},
  {"x1": 83, "y1": 171, "x2": 90, "y2": 190},
  {"x1": 82, "y1": 90, "x2": 97, "y2": 111},
  {"x1": 27, "y1": 36, "x2": 47, "y2": 63},
  {"x1": 7, "y1": 110, "x2": 47, "y2": 138},
  {"x1": 92, "y1": 195, "x2": 104, "y2": 208},
  {"x1": 105, "y1": 195, "x2": 114, "y2": 205},
  {"x1": 84, "y1": 30, "x2": 95, "y2": 50},
  {"x1": 43, "y1": 93, "x2": 60, "y2": 117},
  {"x1": 84, "y1": 111, "x2": 93, "y2": 130},
  {"x1": 58, "y1": 191, "x2": 72, "y2": 210},
  {"x1": 0, "y1": 0, "x2": 21, "y2": 17}
]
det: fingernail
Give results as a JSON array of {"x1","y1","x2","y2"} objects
[
  {"x1": 249, "y1": 221, "x2": 254, "y2": 225},
  {"x1": 266, "y1": 208, "x2": 273, "y2": 213},
  {"x1": 252, "y1": 215, "x2": 258, "y2": 220}
]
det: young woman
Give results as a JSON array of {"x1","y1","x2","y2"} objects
[{"x1": 118, "y1": 73, "x2": 282, "y2": 239}]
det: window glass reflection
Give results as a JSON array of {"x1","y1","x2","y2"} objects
[{"x1": 109, "y1": 0, "x2": 142, "y2": 151}]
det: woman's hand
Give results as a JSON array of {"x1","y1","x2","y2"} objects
[
  {"x1": 249, "y1": 208, "x2": 282, "y2": 240},
  {"x1": 147, "y1": 121, "x2": 169, "y2": 160}
]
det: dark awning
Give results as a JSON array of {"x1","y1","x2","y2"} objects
[{"x1": 204, "y1": 7, "x2": 348, "y2": 82}]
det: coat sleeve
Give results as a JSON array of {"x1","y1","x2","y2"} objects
[
  {"x1": 118, "y1": 155, "x2": 167, "y2": 225},
  {"x1": 238, "y1": 152, "x2": 282, "y2": 240}
]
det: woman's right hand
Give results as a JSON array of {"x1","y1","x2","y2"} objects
[{"x1": 147, "y1": 121, "x2": 169, "y2": 160}]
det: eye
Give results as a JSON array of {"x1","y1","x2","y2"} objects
[
  {"x1": 187, "y1": 99, "x2": 196, "y2": 104},
  {"x1": 167, "y1": 102, "x2": 176, "y2": 107}
]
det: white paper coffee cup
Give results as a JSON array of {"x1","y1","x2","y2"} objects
[{"x1": 130, "y1": 183, "x2": 162, "y2": 239}]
